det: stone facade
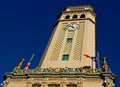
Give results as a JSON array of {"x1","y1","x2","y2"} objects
[
  {"x1": 2, "y1": 67, "x2": 115, "y2": 87},
  {"x1": 39, "y1": 5, "x2": 96, "y2": 69}
]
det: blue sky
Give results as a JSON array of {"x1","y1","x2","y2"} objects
[{"x1": 0, "y1": 0, "x2": 119, "y2": 86}]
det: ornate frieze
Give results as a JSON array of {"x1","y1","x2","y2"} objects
[{"x1": 12, "y1": 67, "x2": 111, "y2": 75}]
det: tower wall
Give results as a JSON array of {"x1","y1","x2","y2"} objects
[{"x1": 39, "y1": 21, "x2": 95, "y2": 68}]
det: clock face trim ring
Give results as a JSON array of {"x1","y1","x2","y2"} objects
[{"x1": 64, "y1": 23, "x2": 80, "y2": 31}]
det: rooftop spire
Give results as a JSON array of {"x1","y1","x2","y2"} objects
[
  {"x1": 102, "y1": 57, "x2": 108, "y2": 68},
  {"x1": 102, "y1": 57, "x2": 110, "y2": 72},
  {"x1": 13, "y1": 58, "x2": 25, "y2": 71}
]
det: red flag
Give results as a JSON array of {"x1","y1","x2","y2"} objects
[
  {"x1": 24, "y1": 62, "x2": 30, "y2": 71},
  {"x1": 24, "y1": 53, "x2": 35, "y2": 71},
  {"x1": 83, "y1": 54, "x2": 91, "y2": 58},
  {"x1": 83, "y1": 54, "x2": 97, "y2": 63}
]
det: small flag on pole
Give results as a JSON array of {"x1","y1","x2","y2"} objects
[
  {"x1": 24, "y1": 62, "x2": 31, "y2": 71},
  {"x1": 92, "y1": 57, "x2": 97, "y2": 63},
  {"x1": 83, "y1": 53, "x2": 96, "y2": 70},
  {"x1": 83, "y1": 54, "x2": 91, "y2": 58},
  {"x1": 83, "y1": 54, "x2": 96, "y2": 61},
  {"x1": 24, "y1": 53, "x2": 35, "y2": 71}
]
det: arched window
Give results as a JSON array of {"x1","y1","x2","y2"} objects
[
  {"x1": 80, "y1": 14, "x2": 85, "y2": 18},
  {"x1": 65, "y1": 15, "x2": 70, "y2": 19},
  {"x1": 72, "y1": 15, "x2": 77, "y2": 19}
]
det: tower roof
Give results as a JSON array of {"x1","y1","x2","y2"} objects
[{"x1": 64, "y1": 5, "x2": 94, "y2": 12}]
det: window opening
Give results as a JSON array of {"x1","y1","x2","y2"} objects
[
  {"x1": 80, "y1": 14, "x2": 85, "y2": 18},
  {"x1": 72, "y1": 15, "x2": 77, "y2": 19},
  {"x1": 62, "y1": 54, "x2": 69, "y2": 61},
  {"x1": 48, "y1": 84, "x2": 60, "y2": 87},
  {"x1": 32, "y1": 84, "x2": 41, "y2": 87},
  {"x1": 65, "y1": 15, "x2": 70, "y2": 19},
  {"x1": 67, "y1": 84, "x2": 77, "y2": 87},
  {"x1": 66, "y1": 38, "x2": 72, "y2": 43}
]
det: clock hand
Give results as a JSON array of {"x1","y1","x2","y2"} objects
[{"x1": 71, "y1": 26, "x2": 75, "y2": 28}]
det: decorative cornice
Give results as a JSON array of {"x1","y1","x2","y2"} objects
[
  {"x1": 58, "y1": 18, "x2": 96, "y2": 24},
  {"x1": 3, "y1": 67, "x2": 115, "y2": 79}
]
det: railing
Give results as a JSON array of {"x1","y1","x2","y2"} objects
[{"x1": 13, "y1": 67, "x2": 111, "y2": 75}]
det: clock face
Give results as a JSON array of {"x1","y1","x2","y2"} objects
[{"x1": 65, "y1": 23, "x2": 80, "y2": 31}]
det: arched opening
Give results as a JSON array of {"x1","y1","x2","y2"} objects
[
  {"x1": 72, "y1": 15, "x2": 77, "y2": 19},
  {"x1": 80, "y1": 14, "x2": 85, "y2": 18},
  {"x1": 65, "y1": 15, "x2": 70, "y2": 19}
]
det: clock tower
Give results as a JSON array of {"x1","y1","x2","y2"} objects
[
  {"x1": 39, "y1": 5, "x2": 96, "y2": 69},
  {"x1": 2, "y1": 5, "x2": 116, "y2": 87}
]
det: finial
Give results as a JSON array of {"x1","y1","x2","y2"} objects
[
  {"x1": 1, "y1": 84, "x2": 7, "y2": 87},
  {"x1": 13, "y1": 58, "x2": 25, "y2": 72},
  {"x1": 102, "y1": 57, "x2": 110, "y2": 72},
  {"x1": 102, "y1": 57, "x2": 108, "y2": 68},
  {"x1": 17, "y1": 58, "x2": 25, "y2": 69}
]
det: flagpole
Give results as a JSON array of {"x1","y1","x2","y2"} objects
[
  {"x1": 92, "y1": 57, "x2": 93, "y2": 70},
  {"x1": 97, "y1": 52, "x2": 100, "y2": 68},
  {"x1": 24, "y1": 53, "x2": 35, "y2": 71},
  {"x1": 83, "y1": 54, "x2": 94, "y2": 70}
]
